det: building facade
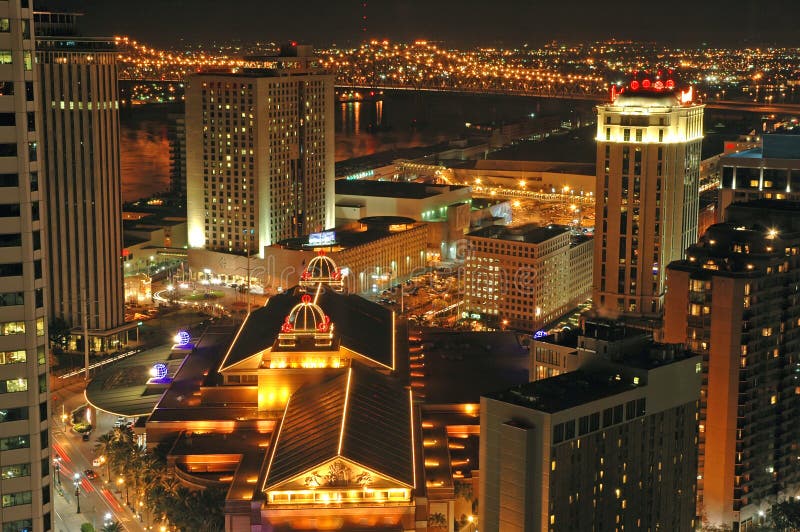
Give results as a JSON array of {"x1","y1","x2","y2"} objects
[
  {"x1": 168, "y1": 112, "x2": 186, "y2": 197},
  {"x1": 663, "y1": 202, "x2": 800, "y2": 530},
  {"x1": 481, "y1": 345, "x2": 701, "y2": 531},
  {"x1": 464, "y1": 224, "x2": 593, "y2": 331},
  {"x1": 593, "y1": 81, "x2": 704, "y2": 321},
  {"x1": 186, "y1": 44, "x2": 335, "y2": 256},
  {"x1": 718, "y1": 132, "x2": 800, "y2": 214},
  {"x1": 35, "y1": 14, "x2": 126, "y2": 347},
  {"x1": 190, "y1": 217, "x2": 428, "y2": 295},
  {"x1": 0, "y1": 2, "x2": 52, "y2": 530}
]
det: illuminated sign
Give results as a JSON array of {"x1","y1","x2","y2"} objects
[
  {"x1": 150, "y1": 363, "x2": 168, "y2": 380},
  {"x1": 308, "y1": 231, "x2": 336, "y2": 246},
  {"x1": 533, "y1": 330, "x2": 548, "y2": 339},
  {"x1": 174, "y1": 331, "x2": 191, "y2": 346}
]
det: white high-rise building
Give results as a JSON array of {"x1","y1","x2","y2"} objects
[
  {"x1": 186, "y1": 44, "x2": 334, "y2": 256},
  {"x1": 592, "y1": 79, "x2": 704, "y2": 321},
  {"x1": 0, "y1": 1, "x2": 52, "y2": 531}
]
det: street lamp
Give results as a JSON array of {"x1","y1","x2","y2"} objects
[
  {"x1": 73, "y1": 473, "x2": 82, "y2": 513},
  {"x1": 53, "y1": 457, "x2": 61, "y2": 486}
]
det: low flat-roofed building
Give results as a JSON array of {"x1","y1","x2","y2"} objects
[
  {"x1": 335, "y1": 179, "x2": 474, "y2": 261},
  {"x1": 718, "y1": 131, "x2": 800, "y2": 213},
  {"x1": 480, "y1": 343, "x2": 701, "y2": 532},
  {"x1": 464, "y1": 224, "x2": 593, "y2": 331},
  {"x1": 189, "y1": 217, "x2": 428, "y2": 294}
]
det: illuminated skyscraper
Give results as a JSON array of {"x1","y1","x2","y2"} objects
[
  {"x1": 186, "y1": 43, "x2": 335, "y2": 256},
  {"x1": 35, "y1": 11, "x2": 128, "y2": 349},
  {"x1": 664, "y1": 200, "x2": 800, "y2": 529},
  {"x1": 0, "y1": 2, "x2": 52, "y2": 531},
  {"x1": 592, "y1": 79, "x2": 704, "y2": 322}
]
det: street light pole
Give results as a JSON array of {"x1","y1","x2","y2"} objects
[
  {"x1": 73, "y1": 473, "x2": 82, "y2": 513},
  {"x1": 53, "y1": 457, "x2": 61, "y2": 486}
]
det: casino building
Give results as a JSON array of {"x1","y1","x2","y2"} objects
[{"x1": 141, "y1": 253, "x2": 431, "y2": 531}]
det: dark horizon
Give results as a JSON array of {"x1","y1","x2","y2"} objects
[{"x1": 40, "y1": 0, "x2": 800, "y2": 48}]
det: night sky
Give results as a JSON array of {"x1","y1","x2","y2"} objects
[{"x1": 42, "y1": 0, "x2": 800, "y2": 48}]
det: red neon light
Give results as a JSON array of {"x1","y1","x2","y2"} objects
[
  {"x1": 654, "y1": 80, "x2": 664, "y2": 90},
  {"x1": 630, "y1": 80, "x2": 640, "y2": 91},
  {"x1": 610, "y1": 84, "x2": 617, "y2": 102},
  {"x1": 641, "y1": 79, "x2": 651, "y2": 89},
  {"x1": 665, "y1": 79, "x2": 676, "y2": 89},
  {"x1": 301, "y1": 294, "x2": 312, "y2": 304}
]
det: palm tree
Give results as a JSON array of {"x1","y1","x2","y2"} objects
[
  {"x1": 93, "y1": 432, "x2": 115, "y2": 482},
  {"x1": 100, "y1": 522, "x2": 123, "y2": 532}
]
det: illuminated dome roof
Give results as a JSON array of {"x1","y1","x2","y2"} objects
[
  {"x1": 614, "y1": 92, "x2": 679, "y2": 108},
  {"x1": 299, "y1": 251, "x2": 344, "y2": 292},
  {"x1": 281, "y1": 294, "x2": 332, "y2": 335}
]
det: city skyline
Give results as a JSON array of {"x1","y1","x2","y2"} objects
[
  {"x1": 23, "y1": 1, "x2": 800, "y2": 531},
  {"x1": 47, "y1": 0, "x2": 800, "y2": 47}
]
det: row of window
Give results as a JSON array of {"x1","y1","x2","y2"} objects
[
  {"x1": 553, "y1": 398, "x2": 647, "y2": 444},
  {"x1": 0, "y1": 318, "x2": 44, "y2": 336},
  {"x1": 1, "y1": 490, "x2": 31, "y2": 508},
  {"x1": 0, "y1": 377, "x2": 26, "y2": 393}
]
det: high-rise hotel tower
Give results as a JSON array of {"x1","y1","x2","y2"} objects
[
  {"x1": 592, "y1": 79, "x2": 704, "y2": 322},
  {"x1": 0, "y1": 1, "x2": 52, "y2": 531},
  {"x1": 186, "y1": 43, "x2": 334, "y2": 256}
]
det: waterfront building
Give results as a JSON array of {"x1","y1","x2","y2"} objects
[
  {"x1": 663, "y1": 200, "x2": 800, "y2": 529},
  {"x1": 334, "y1": 179, "x2": 477, "y2": 261},
  {"x1": 480, "y1": 336, "x2": 701, "y2": 531},
  {"x1": 463, "y1": 224, "x2": 593, "y2": 331},
  {"x1": 186, "y1": 43, "x2": 335, "y2": 256},
  {"x1": 35, "y1": 10, "x2": 131, "y2": 350},
  {"x1": 0, "y1": 2, "x2": 52, "y2": 530},
  {"x1": 592, "y1": 79, "x2": 704, "y2": 322},
  {"x1": 718, "y1": 131, "x2": 800, "y2": 213}
]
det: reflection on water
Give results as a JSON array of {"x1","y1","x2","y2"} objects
[
  {"x1": 119, "y1": 118, "x2": 171, "y2": 202},
  {"x1": 118, "y1": 93, "x2": 566, "y2": 202}
]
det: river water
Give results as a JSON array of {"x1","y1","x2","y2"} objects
[{"x1": 118, "y1": 92, "x2": 592, "y2": 202}]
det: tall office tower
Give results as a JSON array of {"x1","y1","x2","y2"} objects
[
  {"x1": 168, "y1": 112, "x2": 186, "y2": 197},
  {"x1": 592, "y1": 78, "x2": 704, "y2": 322},
  {"x1": 34, "y1": 11, "x2": 127, "y2": 350},
  {"x1": 186, "y1": 43, "x2": 335, "y2": 256},
  {"x1": 463, "y1": 224, "x2": 593, "y2": 331},
  {"x1": 480, "y1": 337, "x2": 701, "y2": 531},
  {"x1": 664, "y1": 200, "x2": 800, "y2": 530},
  {"x1": 0, "y1": 2, "x2": 52, "y2": 531}
]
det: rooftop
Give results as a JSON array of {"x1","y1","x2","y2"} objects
[
  {"x1": 221, "y1": 287, "x2": 396, "y2": 371},
  {"x1": 264, "y1": 364, "x2": 414, "y2": 490},
  {"x1": 468, "y1": 223, "x2": 570, "y2": 244},
  {"x1": 485, "y1": 369, "x2": 638, "y2": 413},
  {"x1": 276, "y1": 218, "x2": 423, "y2": 251},
  {"x1": 419, "y1": 331, "x2": 529, "y2": 405},
  {"x1": 335, "y1": 179, "x2": 467, "y2": 200}
]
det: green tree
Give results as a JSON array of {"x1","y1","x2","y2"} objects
[
  {"x1": 772, "y1": 499, "x2": 800, "y2": 530},
  {"x1": 80, "y1": 524, "x2": 95, "y2": 532},
  {"x1": 93, "y1": 432, "x2": 115, "y2": 482},
  {"x1": 49, "y1": 317, "x2": 71, "y2": 351},
  {"x1": 101, "y1": 522, "x2": 123, "y2": 532}
]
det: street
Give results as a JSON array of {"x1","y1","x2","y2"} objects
[{"x1": 51, "y1": 377, "x2": 146, "y2": 532}]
